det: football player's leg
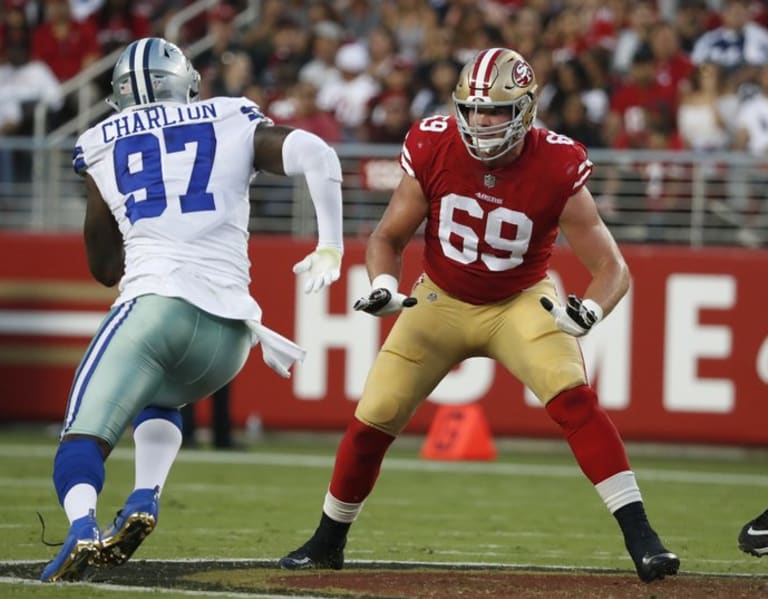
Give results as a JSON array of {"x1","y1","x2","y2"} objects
[
  {"x1": 99, "y1": 407, "x2": 181, "y2": 568},
  {"x1": 43, "y1": 300, "x2": 152, "y2": 582},
  {"x1": 490, "y1": 280, "x2": 679, "y2": 582},
  {"x1": 280, "y1": 276, "x2": 468, "y2": 569},
  {"x1": 101, "y1": 297, "x2": 251, "y2": 567}
]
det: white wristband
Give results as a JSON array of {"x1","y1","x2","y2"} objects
[{"x1": 371, "y1": 274, "x2": 398, "y2": 294}]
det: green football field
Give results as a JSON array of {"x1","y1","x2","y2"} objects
[{"x1": 1, "y1": 425, "x2": 766, "y2": 598}]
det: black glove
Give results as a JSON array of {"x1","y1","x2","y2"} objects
[{"x1": 354, "y1": 287, "x2": 417, "y2": 316}]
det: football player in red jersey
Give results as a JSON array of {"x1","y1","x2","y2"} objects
[{"x1": 279, "y1": 47, "x2": 680, "y2": 583}]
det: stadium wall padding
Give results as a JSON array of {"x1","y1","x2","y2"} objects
[{"x1": 0, "y1": 233, "x2": 766, "y2": 445}]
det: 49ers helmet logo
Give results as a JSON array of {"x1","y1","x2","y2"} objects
[{"x1": 512, "y1": 60, "x2": 533, "y2": 88}]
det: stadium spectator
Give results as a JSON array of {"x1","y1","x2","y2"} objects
[
  {"x1": 316, "y1": 42, "x2": 380, "y2": 141},
  {"x1": 677, "y1": 62, "x2": 732, "y2": 152},
  {"x1": 499, "y1": 5, "x2": 544, "y2": 60},
  {"x1": 379, "y1": 0, "x2": 437, "y2": 63},
  {"x1": 734, "y1": 64, "x2": 768, "y2": 157},
  {"x1": 412, "y1": 25, "x2": 461, "y2": 96},
  {"x1": 731, "y1": 62, "x2": 768, "y2": 246},
  {"x1": 298, "y1": 19, "x2": 345, "y2": 89},
  {"x1": 612, "y1": 0, "x2": 658, "y2": 75},
  {"x1": 240, "y1": 0, "x2": 287, "y2": 65},
  {"x1": 365, "y1": 25, "x2": 399, "y2": 83},
  {"x1": 39, "y1": 36, "x2": 344, "y2": 583},
  {"x1": 557, "y1": 93, "x2": 605, "y2": 148},
  {"x1": 69, "y1": 0, "x2": 104, "y2": 23},
  {"x1": 31, "y1": 0, "x2": 100, "y2": 83},
  {"x1": 278, "y1": 46, "x2": 680, "y2": 585},
  {"x1": 546, "y1": 6, "x2": 596, "y2": 65},
  {"x1": 88, "y1": 0, "x2": 151, "y2": 96},
  {"x1": 270, "y1": 80, "x2": 343, "y2": 143},
  {"x1": 410, "y1": 58, "x2": 459, "y2": 119},
  {"x1": 672, "y1": 0, "x2": 712, "y2": 53},
  {"x1": 0, "y1": 7, "x2": 62, "y2": 182},
  {"x1": 341, "y1": 0, "x2": 380, "y2": 39},
  {"x1": 538, "y1": 58, "x2": 609, "y2": 135},
  {"x1": 444, "y1": 1, "x2": 503, "y2": 64},
  {"x1": 303, "y1": 0, "x2": 342, "y2": 31},
  {"x1": 195, "y1": 3, "x2": 245, "y2": 99},
  {"x1": 251, "y1": 16, "x2": 310, "y2": 107},
  {"x1": 605, "y1": 45, "x2": 678, "y2": 148},
  {"x1": 647, "y1": 21, "x2": 694, "y2": 110},
  {"x1": 88, "y1": 0, "x2": 151, "y2": 56},
  {"x1": 207, "y1": 49, "x2": 255, "y2": 98},
  {"x1": 361, "y1": 91, "x2": 412, "y2": 143},
  {"x1": 690, "y1": 0, "x2": 768, "y2": 91}
]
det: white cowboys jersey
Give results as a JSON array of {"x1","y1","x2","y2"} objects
[{"x1": 73, "y1": 96, "x2": 272, "y2": 322}]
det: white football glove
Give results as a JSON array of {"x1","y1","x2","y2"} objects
[
  {"x1": 540, "y1": 295, "x2": 603, "y2": 337},
  {"x1": 292, "y1": 246, "x2": 342, "y2": 293},
  {"x1": 354, "y1": 274, "x2": 417, "y2": 317}
]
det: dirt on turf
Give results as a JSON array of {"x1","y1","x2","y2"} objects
[{"x1": 5, "y1": 560, "x2": 768, "y2": 598}]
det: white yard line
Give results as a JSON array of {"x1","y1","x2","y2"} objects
[{"x1": 1, "y1": 444, "x2": 766, "y2": 487}]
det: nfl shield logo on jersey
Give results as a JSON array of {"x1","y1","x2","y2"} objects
[{"x1": 483, "y1": 173, "x2": 496, "y2": 188}]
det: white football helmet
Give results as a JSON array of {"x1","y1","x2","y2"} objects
[
  {"x1": 452, "y1": 48, "x2": 538, "y2": 161},
  {"x1": 107, "y1": 37, "x2": 200, "y2": 112}
]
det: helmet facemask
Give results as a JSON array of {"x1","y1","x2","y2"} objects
[{"x1": 452, "y1": 48, "x2": 538, "y2": 162}]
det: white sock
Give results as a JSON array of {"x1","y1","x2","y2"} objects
[
  {"x1": 323, "y1": 490, "x2": 364, "y2": 523},
  {"x1": 595, "y1": 470, "x2": 643, "y2": 513},
  {"x1": 133, "y1": 418, "x2": 182, "y2": 495},
  {"x1": 63, "y1": 483, "x2": 97, "y2": 523}
]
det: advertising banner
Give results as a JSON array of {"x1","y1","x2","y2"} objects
[{"x1": 0, "y1": 233, "x2": 765, "y2": 445}]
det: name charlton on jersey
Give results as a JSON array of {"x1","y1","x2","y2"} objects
[{"x1": 101, "y1": 103, "x2": 218, "y2": 142}]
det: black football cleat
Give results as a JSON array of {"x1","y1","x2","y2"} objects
[
  {"x1": 278, "y1": 537, "x2": 345, "y2": 570},
  {"x1": 626, "y1": 527, "x2": 680, "y2": 583},
  {"x1": 634, "y1": 549, "x2": 681, "y2": 582},
  {"x1": 738, "y1": 509, "x2": 768, "y2": 557}
]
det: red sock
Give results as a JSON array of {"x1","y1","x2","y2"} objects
[
  {"x1": 545, "y1": 385, "x2": 630, "y2": 484},
  {"x1": 329, "y1": 418, "x2": 396, "y2": 503}
]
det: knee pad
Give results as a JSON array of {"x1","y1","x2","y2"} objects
[
  {"x1": 133, "y1": 406, "x2": 182, "y2": 432},
  {"x1": 545, "y1": 385, "x2": 598, "y2": 432},
  {"x1": 52, "y1": 438, "x2": 105, "y2": 506}
]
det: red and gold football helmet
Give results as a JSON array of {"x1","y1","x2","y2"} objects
[{"x1": 452, "y1": 48, "x2": 538, "y2": 161}]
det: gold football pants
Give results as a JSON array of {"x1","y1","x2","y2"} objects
[{"x1": 356, "y1": 275, "x2": 587, "y2": 435}]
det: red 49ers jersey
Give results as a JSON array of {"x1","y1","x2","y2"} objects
[{"x1": 399, "y1": 115, "x2": 593, "y2": 304}]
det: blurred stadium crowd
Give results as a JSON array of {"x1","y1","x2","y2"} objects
[{"x1": 2, "y1": 0, "x2": 768, "y2": 156}]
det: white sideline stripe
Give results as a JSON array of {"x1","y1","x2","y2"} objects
[
  {"x1": 0, "y1": 576, "x2": 324, "y2": 598},
  {"x1": 2, "y1": 444, "x2": 767, "y2": 487}
]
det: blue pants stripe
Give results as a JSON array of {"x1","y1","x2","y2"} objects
[{"x1": 61, "y1": 300, "x2": 135, "y2": 435}]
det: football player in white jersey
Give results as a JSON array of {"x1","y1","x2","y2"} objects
[{"x1": 40, "y1": 37, "x2": 345, "y2": 582}]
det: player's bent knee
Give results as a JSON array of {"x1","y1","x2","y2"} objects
[
  {"x1": 355, "y1": 396, "x2": 407, "y2": 437},
  {"x1": 545, "y1": 384, "x2": 598, "y2": 431}
]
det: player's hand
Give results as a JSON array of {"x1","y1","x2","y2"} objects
[
  {"x1": 540, "y1": 294, "x2": 603, "y2": 337},
  {"x1": 354, "y1": 274, "x2": 417, "y2": 317},
  {"x1": 292, "y1": 247, "x2": 342, "y2": 293}
]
